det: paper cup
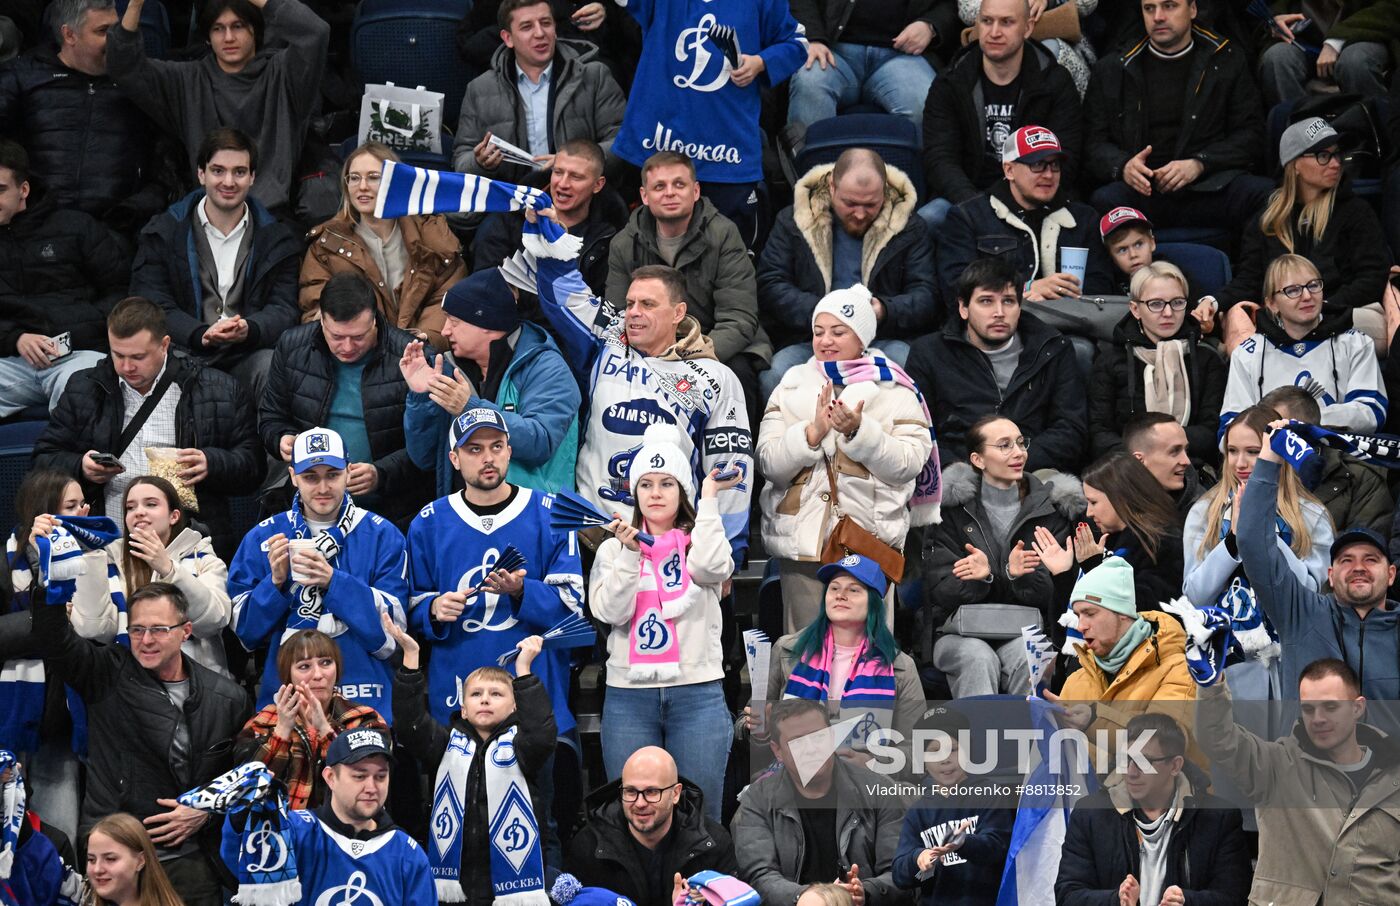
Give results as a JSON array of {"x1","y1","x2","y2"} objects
[
  {"x1": 288, "y1": 539, "x2": 318, "y2": 584},
  {"x1": 1060, "y1": 247, "x2": 1089, "y2": 288}
]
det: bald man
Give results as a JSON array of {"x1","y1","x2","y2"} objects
[
  {"x1": 566, "y1": 747, "x2": 738, "y2": 906},
  {"x1": 758, "y1": 147, "x2": 935, "y2": 398}
]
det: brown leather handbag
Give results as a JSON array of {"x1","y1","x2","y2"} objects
[{"x1": 818, "y1": 458, "x2": 906, "y2": 582}]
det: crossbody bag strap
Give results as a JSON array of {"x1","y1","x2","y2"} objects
[{"x1": 113, "y1": 366, "x2": 178, "y2": 458}]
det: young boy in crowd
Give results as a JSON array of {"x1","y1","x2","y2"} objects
[
  {"x1": 385, "y1": 615, "x2": 556, "y2": 906},
  {"x1": 1100, "y1": 206, "x2": 1157, "y2": 294},
  {"x1": 891, "y1": 707, "x2": 1012, "y2": 906}
]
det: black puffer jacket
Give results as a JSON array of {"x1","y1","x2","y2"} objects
[
  {"x1": 790, "y1": 0, "x2": 960, "y2": 64},
  {"x1": 922, "y1": 40, "x2": 1083, "y2": 204},
  {"x1": 32, "y1": 598, "x2": 248, "y2": 863},
  {"x1": 567, "y1": 778, "x2": 739, "y2": 906},
  {"x1": 0, "y1": 45, "x2": 162, "y2": 225},
  {"x1": 393, "y1": 668, "x2": 555, "y2": 906},
  {"x1": 1056, "y1": 782, "x2": 1251, "y2": 906},
  {"x1": 1087, "y1": 314, "x2": 1227, "y2": 466},
  {"x1": 924, "y1": 462, "x2": 1084, "y2": 631},
  {"x1": 130, "y1": 190, "x2": 302, "y2": 365},
  {"x1": 1083, "y1": 25, "x2": 1265, "y2": 192},
  {"x1": 31, "y1": 351, "x2": 261, "y2": 556},
  {"x1": 1215, "y1": 186, "x2": 1390, "y2": 312},
  {"x1": 905, "y1": 311, "x2": 1090, "y2": 473},
  {"x1": 258, "y1": 318, "x2": 431, "y2": 523},
  {"x1": 0, "y1": 192, "x2": 130, "y2": 356}
]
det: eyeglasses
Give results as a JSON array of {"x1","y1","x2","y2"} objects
[
  {"x1": 1306, "y1": 150, "x2": 1345, "y2": 166},
  {"x1": 345, "y1": 172, "x2": 383, "y2": 187},
  {"x1": 1276, "y1": 279, "x2": 1324, "y2": 299},
  {"x1": 128, "y1": 623, "x2": 188, "y2": 640},
  {"x1": 1020, "y1": 159, "x2": 1062, "y2": 174},
  {"x1": 986, "y1": 438, "x2": 1031, "y2": 454},
  {"x1": 1138, "y1": 297, "x2": 1188, "y2": 313},
  {"x1": 620, "y1": 786, "x2": 674, "y2": 803}
]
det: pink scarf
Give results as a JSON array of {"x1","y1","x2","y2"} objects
[
  {"x1": 819, "y1": 356, "x2": 941, "y2": 525},
  {"x1": 627, "y1": 529, "x2": 698, "y2": 683}
]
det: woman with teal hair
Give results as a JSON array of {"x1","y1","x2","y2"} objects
[{"x1": 763, "y1": 555, "x2": 925, "y2": 765}]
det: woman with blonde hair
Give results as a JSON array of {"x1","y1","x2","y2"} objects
[
  {"x1": 1088, "y1": 260, "x2": 1226, "y2": 465},
  {"x1": 82, "y1": 813, "x2": 184, "y2": 906},
  {"x1": 299, "y1": 141, "x2": 467, "y2": 349},
  {"x1": 1204, "y1": 117, "x2": 1390, "y2": 353},
  {"x1": 1219, "y1": 254, "x2": 1387, "y2": 434},
  {"x1": 1183, "y1": 405, "x2": 1332, "y2": 685}
]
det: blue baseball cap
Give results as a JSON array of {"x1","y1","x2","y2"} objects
[
  {"x1": 1330, "y1": 526, "x2": 1387, "y2": 561},
  {"x1": 816, "y1": 554, "x2": 888, "y2": 598},
  {"x1": 326, "y1": 728, "x2": 395, "y2": 766},
  {"x1": 448, "y1": 407, "x2": 510, "y2": 451},
  {"x1": 292, "y1": 427, "x2": 347, "y2": 474}
]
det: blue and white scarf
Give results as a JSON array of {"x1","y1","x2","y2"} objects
[
  {"x1": 31, "y1": 516, "x2": 120, "y2": 605},
  {"x1": 179, "y1": 762, "x2": 300, "y2": 906},
  {"x1": 1270, "y1": 420, "x2": 1400, "y2": 472},
  {"x1": 429, "y1": 725, "x2": 546, "y2": 905},
  {"x1": 1216, "y1": 497, "x2": 1284, "y2": 660},
  {"x1": 285, "y1": 494, "x2": 363, "y2": 638},
  {"x1": 374, "y1": 161, "x2": 582, "y2": 260},
  {"x1": 0, "y1": 751, "x2": 22, "y2": 881}
]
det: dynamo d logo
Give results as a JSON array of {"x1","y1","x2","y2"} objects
[
  {"x1": 650, "y1": 453, "x2": 666, "y2": 469},
  {"x1": 635, "y1": 611, "x2": 673, "y2": 653}
]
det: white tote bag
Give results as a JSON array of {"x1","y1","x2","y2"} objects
[{"x1": 358, "y1": 81, "x2": 444, "y2": 154}]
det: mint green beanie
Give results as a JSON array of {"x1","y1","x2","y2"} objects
[{"x1": 1070, "y1": 557, "x2": 1137, "y2": 617}]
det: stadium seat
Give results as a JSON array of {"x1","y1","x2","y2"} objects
[
  {"x1": 1157, "y1": 241, "x2": 1233, "y2": 300},
  {"x1": 1067, "y1": 333, "x2": 1097, "y2": 385},
  {"x1": 0, "y1": 419, "x2": 47, "y2": 535},
  {"x1": 794, "y1": 114, "x2": 926, "y2": 203},
  {"x1": 115, "y1": 0, "x2": 170, "y2": 59},
  {"x1": 1154, "y1": 225, "x2": 1232, "y2": 251},
  {"x1": 352, "y1": 0, "x2": 475, "y2": 133}
]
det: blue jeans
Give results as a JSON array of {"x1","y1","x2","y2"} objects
[
  {"x1": 0, "y1": 351, "x2": 104, "y2": 417},
  {"x1": 600, "y1": 680, "x2": 732, "y2": 823},
  {"x1": 916, "y1": 197, "x2": 953, "y2": 239},
  {"x1": 758, "y1": 340, "x2": 913, "y2": 404},
  {"x1": 787, "y1": 44, "x2": 935, "y2": 134}
]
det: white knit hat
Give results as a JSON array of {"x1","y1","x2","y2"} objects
[
  {"x1": 628, "y1": 424, "x2": 695, "y2": 500},
  {"x1": 812, "y1": 284, "x2": 877, "y2": 351}
]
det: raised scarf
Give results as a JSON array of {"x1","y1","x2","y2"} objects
[
  {"x1": 1132, "y1": 339, "x2": 1191, "y2": 426},
  {"x1": 1091, "y1": 617, "x2": 1153, "y2": 677},
  {"x1": 428, "y1": 725, "x2": 546, "y2": 905},
  {"x1": 178, "y1": 762, "x2": 299, "y2": 906},
  {"x1": 818, "y1": 355, "x2": 942, "y2": 526},
  {"x1": 1270, "y1": 420, "x2": 1400, "y2": 472},
  {"x1": 31, "y1": 516, "x2": 120, "y2": 605},
  {"x1": 285, "y1": 493, "x2": 363, "y2": 638},
  {"x1": 784, "y1": 633, "x2": 897, "y2": 749},
  {"x1": 374, "y1": 161, "x2": 581, "y2": 260},
  {"x1": 627, "y1": 529, "x2": 700, "y2": 683}
]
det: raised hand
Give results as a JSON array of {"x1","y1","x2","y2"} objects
[{"x1": 1031, "y1": 526, "x2": 1075, "y2": 575}]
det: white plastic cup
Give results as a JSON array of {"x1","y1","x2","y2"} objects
[
  {"x1": 1060, "y1": 247, "x2": 1089, "y2": 288},
  {"x1": 287, "y1": 539, "x2": 318, "y2": 584}
]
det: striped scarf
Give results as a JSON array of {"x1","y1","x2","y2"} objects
[
  {"x1": 819, "y1": 356, "x2": 941, "y2": 525},
  {"x1": 783, "y1": 633, "x2": 896, "y2": 749},
  {"x1": 1271, "y1": 420, "x2": 1400, "y2": 472},
  {"x1": 178, "y1": 762, "x2": 300, "y2": 906},
  {"x1": 374, "y1": 161, "x2": 581, "y2": 260}
]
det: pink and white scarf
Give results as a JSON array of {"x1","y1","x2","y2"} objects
[
  {"x1": 627, "y1": 529, "x2": 701, "y2": 683},
  {"x1": 820, "y1": 356, "x2": 942, "y2": 525}
]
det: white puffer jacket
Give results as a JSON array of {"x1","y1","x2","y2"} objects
[
  {"x1": 758, "y1": 355, "x2": 934, "y2": 561},
  {"x1": 71, "y1": 526, "x2": 233, "y2": 678}
]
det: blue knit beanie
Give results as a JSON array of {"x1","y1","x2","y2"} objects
[{"x1": 442, "y1": 268, "x2": 520, "y2": 332}]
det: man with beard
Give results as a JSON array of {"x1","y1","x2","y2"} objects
[
  {"x1": 405, "y1": 408, "x2": 582, "y2": 731},
  {"x1": 227, "y1": 427, "x2": 410, "y2": 722},
  {"x1": 1238, "y1": 419, "x2": 1400, "y2": 701},
  {"x1": 935, "y1": 125, "x2": 1112, "y2": 308},
  {"x1": 567, "y1": 747, "x2": 737, "y2": 906}
]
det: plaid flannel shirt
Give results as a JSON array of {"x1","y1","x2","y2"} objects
[{"x1": 235, "y1": 694, "x2": 387, "y2": 810}]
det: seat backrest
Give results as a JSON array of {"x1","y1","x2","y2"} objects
[
  {"x1": 0, "y1": 421, "x2": 45, "y2": 537},
  {"x1": 796, "y1": 114, "x2": 925, "y2": 203},
  {"x1": 1156, "y1": 241, "x2": 1233, "y2": 301},
  {"x1": 352, "y1": 0, "x2": 474, "y2": 127},
  {"x1": 139, "y1": 0, "x2": 171, "y2": 60}
]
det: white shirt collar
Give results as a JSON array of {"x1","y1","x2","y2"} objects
[
  {"x1": 122, "y1": 355, "x2": 170, "y2": 399},
  {"x1": 197, "y1": 195, "x2": 250, "y2": 240}
]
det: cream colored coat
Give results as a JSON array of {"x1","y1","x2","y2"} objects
[{"x1": 757, "y1": 356, "x2": 934, "y2": 561}]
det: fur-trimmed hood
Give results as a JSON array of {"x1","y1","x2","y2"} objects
[
  {"x1": 940, "y1": 461, "x2": 1085, "y2": 517},
  {"x1": 792, "y1": 162, "x2": 919, "y2": 293}
]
